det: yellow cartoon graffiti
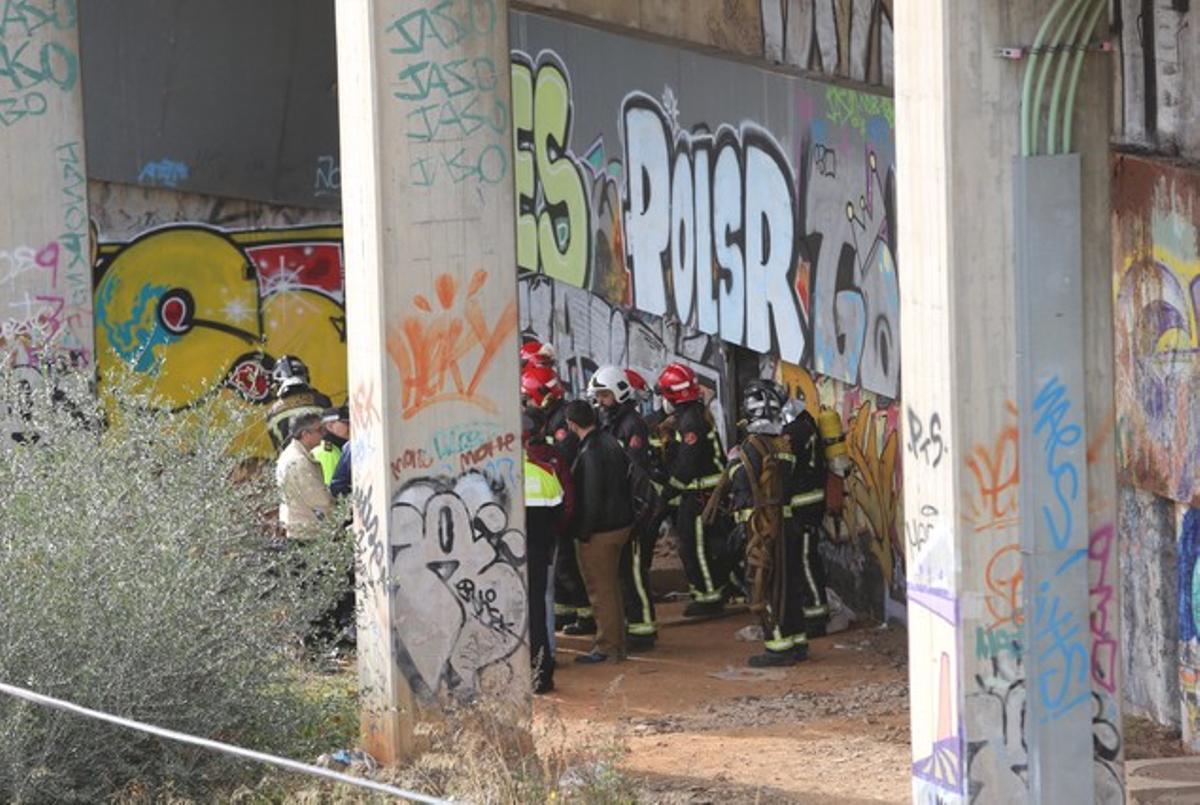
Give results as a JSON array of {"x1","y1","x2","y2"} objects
[{"x1": 94, "y1": 224, "x2": 347, "y2": 456}]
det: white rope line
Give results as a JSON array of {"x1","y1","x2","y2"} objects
[{"x1": 0, "y1": 681, "x2": 449, "y2": 805}]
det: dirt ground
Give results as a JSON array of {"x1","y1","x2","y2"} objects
[{"x1": 540, "y1": 601, "x2": 912, "y2": 804}]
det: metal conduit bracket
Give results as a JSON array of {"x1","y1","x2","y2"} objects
[{"x1": 996, "y1": 39, "x2": 1114, "y2": 59}]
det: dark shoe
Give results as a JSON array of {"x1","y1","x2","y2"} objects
[
  {"x1": 807, "y1": 623, "x2": 827, "y2": 638},
  {"x1": 563, "y1": 617, "x2": 597, "y2": 635},
  {"x1": 555, "y1": 613, "x2": 576, "y2": 631},
  {"x1": 748, "y1": 649, "x2": 799, "y2": 668},
  {"x1": 792, "y1": 643, "x2": 809, "y2": 662},
  {"x1": 534, "y1": 678, "x2": 555, "y2": 694},
  {"x1": 683, "y1": 599, "x2": 725, "y2": 618},
  {"x1": 574, "y1": 651, "x2": 609, "y2": 665},
  {"x1": 626, "y1": 634, "x2": 657, "y2": 653}
]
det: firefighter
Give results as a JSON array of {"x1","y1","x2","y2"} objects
[
  {"x1": 707, "y1": 379, "x2": 809, "y2": 666},
  {"x1": 783, "y1": 399, "x2": 833, "y2": 636},
  {"x1": 588, "y1": 365, "x2": 659, "y2": 650},
  {"x1": 655, "y1": 362, "x2": 731, "y2": 617},
  {"x1": 521, "y1": 363, "x2": 593, "y2": 634},
  {"x1": 520, "y1": 338, "x2": 557, "y2": 370},
  {"x1": 266, "y1": 355, "x2": 331, "y2": 452}
]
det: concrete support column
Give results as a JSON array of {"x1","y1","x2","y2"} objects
[
  {"x1": 896, "y1": 1, "x2": 1120, "y2": 802},
  {"x1": 0, "y1": 4, "x2": 93, "y2": 376},
  {"x1": 335, "y1": 0, "x2": 527, "y2": 764}
]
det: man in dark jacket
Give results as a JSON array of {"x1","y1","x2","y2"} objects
[
  {"x1": 565, "y1": 400, "x2": 634, "y2": 663},
  {"x1": 589, "y1": 365, "x2": 659, "y2": 651}
]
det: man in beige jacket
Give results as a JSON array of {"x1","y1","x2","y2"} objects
[{"x1": 275, "y1": 412, "x2": 335, "y2": 539}]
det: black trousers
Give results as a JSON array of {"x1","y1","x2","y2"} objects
[
  {"x1": 526, "y1": 509, "x2": 556, "y2": 688},
  {"x1": 675, "y1": 492, "x2": 732, "y2": 604},
  {"x1": 554, "y1": 529, "x2": 592, "y2": 621},
  {"x1": 759, "y1": 517, "x2": 809, "y2": 651},
  {"x1": 791, "y1": 505, "x2": 830, "y2": 632},
  {"x1": 620, "y1": 518, "x2": 659, "y2": 636}
]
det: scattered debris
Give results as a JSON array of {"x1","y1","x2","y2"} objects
[
  {"x1": 707, "y1": 665, "x2": 787, "y2": 682},
  {"x1": 315, "y1": 749, "x2": 377, "y2": 775},
  {"x1": 734, "y1": 624, "x2": 764, "y2": 642},
  {"x1": 624, "y1": 680, "x2": 909, "y2": 736}
]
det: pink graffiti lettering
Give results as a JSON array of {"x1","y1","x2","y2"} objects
[{"x1": 1088, "y1": 523, "x2": 1117, "y2": 693}]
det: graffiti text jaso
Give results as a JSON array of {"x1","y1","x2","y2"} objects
[{"x1": 623, "y1": 93, "x2": 805, "y2": 365}]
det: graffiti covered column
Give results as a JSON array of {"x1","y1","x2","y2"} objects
[
  {"x1": 335, "y1": 0, "x2": 526, "y2": 763},
  {"x1": 896, "y1": 1, "x2": 1119, "y2": 803},
  {"x1": 0, "y1": 4, "x2": 93, "y2": 375}
]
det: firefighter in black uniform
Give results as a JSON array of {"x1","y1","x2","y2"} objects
[
  {"x1": 706, "y1": 379, "x2": 810, "y2": 666},
  {"x1": 521, "y1": 363, "x2": 592, "y2": 634},
  {"x1": 782, "y1": 398, "x2": 831, "y2": 635},
  {"x1": 589, "y1": 365, "x2": 659, "y2": 650},
  {"x1": 655, "y1": 362, "x2": 730, "y2": 617},
  {"x1": 266, "y1": 355, "x2": 331, "y2": 452}
]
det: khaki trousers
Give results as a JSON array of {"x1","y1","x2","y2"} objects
[{"x1": 577, "y1": 526, "x2": 632, "y2": 657}]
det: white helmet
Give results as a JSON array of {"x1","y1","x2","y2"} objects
[{"x1": 587, "y1": 365, "x2": 633, "y2": 404}]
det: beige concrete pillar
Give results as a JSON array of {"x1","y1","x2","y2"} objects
[
  {"x1": 335, "y1": 0, "x2": 527, "y2": 763},
  {"x1": 0, "y1": 4, "x2": 93, "y2": 376},
  {"x1": 896, "y1": 1, "x2": 1120, "y2": 802}
]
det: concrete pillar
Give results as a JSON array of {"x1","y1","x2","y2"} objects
[
  {"x1": 896, "y1": 1, "x2": 1121, "y2": 803},
  {"x1": 0, "y1": 4, "x2": 93, "y2": 377},
  {"x1": 335, "y1": 0, "x2": 527, "y2": 763}
]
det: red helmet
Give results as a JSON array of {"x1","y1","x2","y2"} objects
[
  {"x1": 625, "y1": 369, "x2": 648, "y2": 393},
  {"x1": 520, "y1": 339, "x2": 556, "y2": 369},
  {"x1": 521, "y1": 364, "x2": 565, "y2": 408},
  {"x1": 656, "y1": 362, "x2": 701, "y2": 406}
]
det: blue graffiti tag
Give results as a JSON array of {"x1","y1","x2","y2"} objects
[{"x1": 1029, "y1": 374, "x2": 1090, "y2": 723}]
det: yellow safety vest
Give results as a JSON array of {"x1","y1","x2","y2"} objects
[
  {"x1": 311, "y1": 441, "x2": 342, "y2": 486},
  {"x1": 524, "y1": 459, "x2": 564, "y2": 507}
]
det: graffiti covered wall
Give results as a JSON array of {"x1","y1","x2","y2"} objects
[
  {"x1": 1113, "y1": 153, "x2": 1200, "y2": 743},
  {"x1": 0, "y1": 4, "x2": 93, "y2": 381},
  {"x1": 510, "y1": 11, "x2": 898, "y2": 398},
  {"x1": 90, "y1": 183, "x2": 345, "y2": 456},
  {"x1": 511, "y1": 11, "x2": 901, "y2": 618},
  {"x1": 1113, "y1": 154, "x2": 1200, "y2": 505}
]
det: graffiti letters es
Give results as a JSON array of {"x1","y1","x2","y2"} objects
[{"x1": 511, "y1": 52, "x2": 590, "y2": 288}]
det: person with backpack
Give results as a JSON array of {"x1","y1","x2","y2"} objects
[
  {"x1": 705, "y1": 380, "x2": 812, "y2": 667},
  {"x1": 588, "y1": 365, "x2": 660, "y2": 651},
  {"x1": 782, "y1": 399, "x2": 832, "y2": 636},
  {"x1": 655, "y1": 362, "x2": 731, "y2": 618},
  {"x1": 521, "y1": 363, "x2": 592, "y2": 635}
]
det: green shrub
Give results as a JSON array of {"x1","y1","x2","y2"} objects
[{"x1": 0, "y1": 367, "x2": 352, "y2": 802}]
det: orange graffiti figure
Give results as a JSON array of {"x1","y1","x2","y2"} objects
[
  {"x1": 387, "y1": 270, "x2": 518, "y2": 420},
  {"x1": 964, "y1": 401, "x2": 1020, "y2": 533},
  {"x1": 984, "y1": 543, "x2": 1023, "y2": 628}
]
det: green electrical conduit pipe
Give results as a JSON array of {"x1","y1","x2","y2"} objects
[
  {"x1": 1063, "y1": 0, "x2": 1108, "y2": 153},
  {"x1": 1031, "y1": 0, "x2": 1089, "y2": 155},
  {"x1": 1046, "y1": 0, "x2": 1094, "y2": 153},
  {"x1": 1020, "y1": 0, "x2": 1070, "y2": 156}
]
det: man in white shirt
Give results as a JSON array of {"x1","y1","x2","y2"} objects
[{"x1": 275, "y1": 412, "x2": 334, "y2": 539}]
